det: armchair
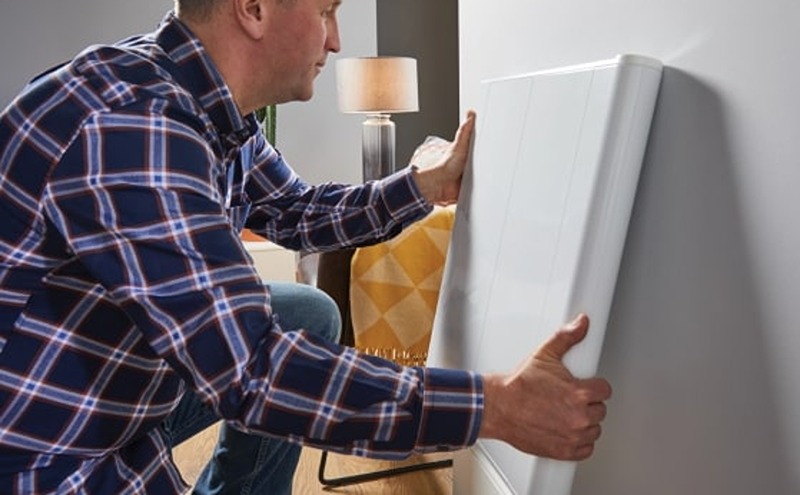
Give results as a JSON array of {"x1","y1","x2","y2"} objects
[{"x1": 315, "y1": 206, "x2": 457, "y2": 488}]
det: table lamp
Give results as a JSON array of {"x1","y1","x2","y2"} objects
[{"x1": 336, "y1": 56, "x2": 419, "y2": 181}]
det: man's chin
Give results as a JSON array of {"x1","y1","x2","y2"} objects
[
  {"x1": 300, "y1": 83, "x2": 316, "y2": 101},
  {"x1": 275, "y1": 88, "x2": 313, "y2": 105}
]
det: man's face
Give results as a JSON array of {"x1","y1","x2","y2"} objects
[{"x1": 260, "y1": 0, "x2": 342, "y2": 103}]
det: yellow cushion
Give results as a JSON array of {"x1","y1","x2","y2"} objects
[{"x1": 350, "y1": 207, "x2": 455, "y2": 366}]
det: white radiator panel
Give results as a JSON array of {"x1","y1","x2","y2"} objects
[{"x1": 428, "y1": 55, "x2": 662, "y2": 495}]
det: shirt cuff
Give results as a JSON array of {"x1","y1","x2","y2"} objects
[
  {"x1": 380, "y1": 166, "x2": 434, "y2": 224},
  {"x1": 415, "y1": 367, "x2": 484, "y2": 451}
]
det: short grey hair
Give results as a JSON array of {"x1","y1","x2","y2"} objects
[
  {"x1": 176, "y1": 0, "x2": 298, "y2": 21},
  {"x1": 175, "y1": 0, "x2": 223, "y2": 22}
]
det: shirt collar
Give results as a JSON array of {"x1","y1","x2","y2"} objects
[{"x1": 154, "y1": 12, "x2": 259, "y2": 145}]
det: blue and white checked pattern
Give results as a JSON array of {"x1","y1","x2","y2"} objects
[{"x1": 0, "y1": 13, "x2": 483, "y2": 494}]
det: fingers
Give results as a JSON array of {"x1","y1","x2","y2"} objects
[
  {"x1": 522, "y1": 420, "x2": 605, "y2": 462},
  {"x1": 581, "y1": 377, "x2": 613, "y2": 404},
  {"x1": 573, "y1": 443, "x2": 596, "y2": 461},
  {"x1": 535, "y1": 313, "x2": 590, "y2": 362},
  {"x1": 549, "y1": 406, "x2": 607, "y2": 461},
  {"x1": 586, "y1": 400, "x2": 608, "y2": 425},
  {"x1": 450, "y1": 110, "x2": 476, "y2": 156},
  {"x1": 573, "y1": 424, "x2": 603, "y2": 460}
]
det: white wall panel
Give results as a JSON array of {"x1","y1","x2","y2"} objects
[{"x1": 430, "y1": 55, "x2": 661, "y2": 495}]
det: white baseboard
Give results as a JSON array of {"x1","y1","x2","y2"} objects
[{"x1": 453, "y1": 444, "x2": 515, "y2": 495}]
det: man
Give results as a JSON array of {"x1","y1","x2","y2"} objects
[{"x1": 0, "y1": 0, "x2": 612, "y2": 493}]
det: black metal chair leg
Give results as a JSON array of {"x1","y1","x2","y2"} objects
[{"x1": 317, "y1": 450, "x2": 453, "y2": 488}]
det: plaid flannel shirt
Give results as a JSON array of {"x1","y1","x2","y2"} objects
[{"x1": 0, "y1": 13, "x2": 482, "y2": 494}]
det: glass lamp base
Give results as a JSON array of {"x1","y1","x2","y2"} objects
[{"x1": 362, "y1": 114, "x2": 395, "y2": 181}]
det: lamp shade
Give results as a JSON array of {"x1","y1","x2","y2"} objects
[{"x1": 336, "y1": 57, "x2": 419, "y2": 114}]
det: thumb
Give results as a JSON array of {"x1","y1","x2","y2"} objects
[{"x1": 535, "y1": 314, "x2": 590, "y2": 362}]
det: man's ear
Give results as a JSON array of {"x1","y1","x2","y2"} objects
[{"x1": 232, "y1": 0, "x2": 267, "y2": 39}]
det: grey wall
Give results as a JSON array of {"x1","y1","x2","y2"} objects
[
  {"x1": 459, "y1": 1, "x2": 800, "y2": 494},
  {"x1": 0, "y1": 1, "x2": 166, "y2": 106},
  {"x1": 377, "y1": 0, "x2": 459, "y2": 167},
  {"x1": 0, "y1": 0, "x2": 376, "y2": 186}
]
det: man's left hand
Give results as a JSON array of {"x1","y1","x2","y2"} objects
[{"x1": 412, "y1": 110, "x2": 476, "y2": 206}]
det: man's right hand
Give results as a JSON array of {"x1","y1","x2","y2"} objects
[{"x1": 478, "y1": 314, "x2": 612, "y2": 460}]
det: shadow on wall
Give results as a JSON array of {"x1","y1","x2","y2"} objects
[{"x1": 572, "y1": 68, "x2": 795, "y2": 494}]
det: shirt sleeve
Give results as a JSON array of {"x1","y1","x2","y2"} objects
[
  {"x1": 42, "y1": 109, "x2": 482, "y2": 458},
  {"x1": 242, "y1": 133, "x2": 434, "y2": 252}
]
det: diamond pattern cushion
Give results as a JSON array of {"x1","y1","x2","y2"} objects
[{"x1": 350, "y1": 207, "x2": 455, "y2": 365}]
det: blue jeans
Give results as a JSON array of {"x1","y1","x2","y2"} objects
[{"x1": 161, "y1": 282, "x2": 341, "y2": 495}]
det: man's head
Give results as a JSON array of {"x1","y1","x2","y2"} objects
[{"x1": 177, "y1": 0, "x2": 342, "y2": 114}]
